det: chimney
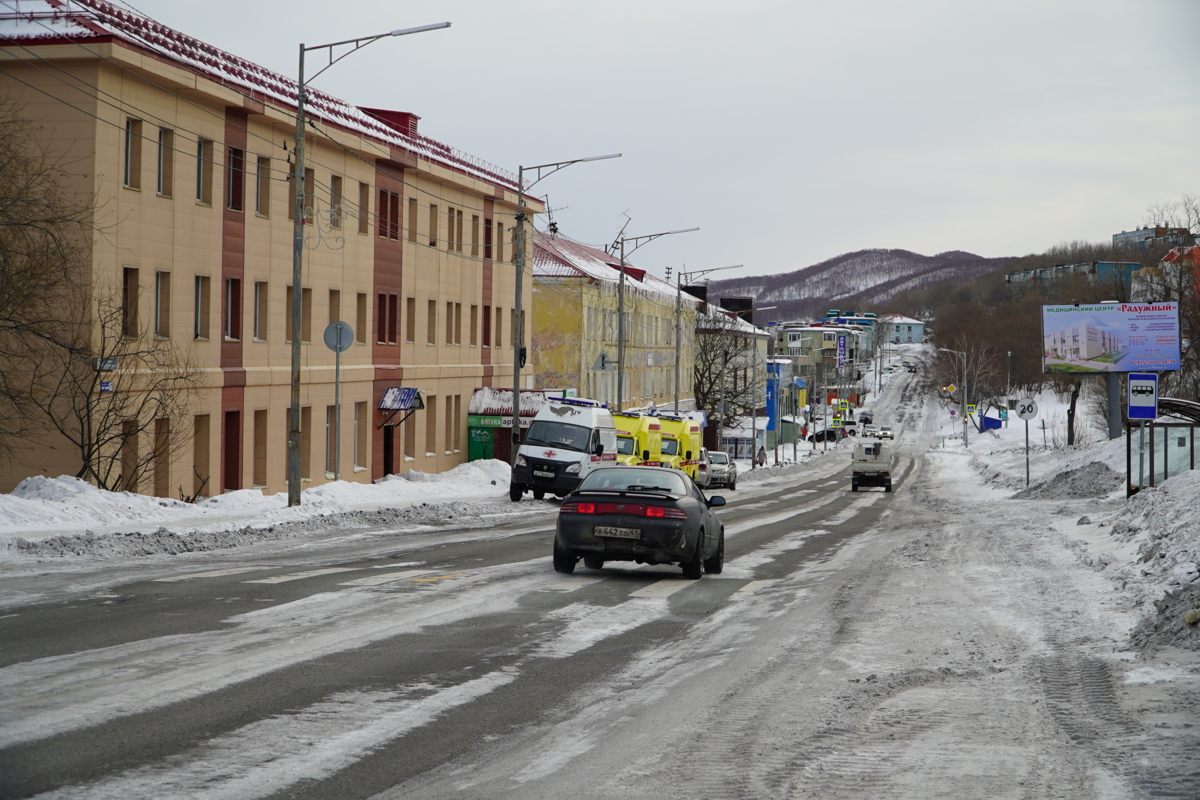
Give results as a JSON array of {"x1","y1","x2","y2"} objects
[{"x1": 358, "y1": 107, "x2": 420, "y2": 137}]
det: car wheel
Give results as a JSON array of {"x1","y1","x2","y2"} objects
[
  {"x1": 885, "y1": 481, "x2": 892, "y2": 493},
  {"x1": 583, "y1": 555, "x2": 605, "y2": 571},
  {"x1": 730, "y1": 478, "x2": 736, "y2": 490},
  {"x1": 553, "y1": 535, "x2": 576, "y2": 574},
  {"x1": 682, "y1": 529, "x2": 704, "y2": 580},
  {"x1": 851, "y1": 481, "x2": 858, "y2": 492},
  {"x1": 533, "y1": 489, "x2": 545, "y2": 501},
  {"x1": 509, "y1": 483, "x2": 523, "y2": 502},
  {"x1": 704, "y1": 530, "x2": 724, "y2": 575}
]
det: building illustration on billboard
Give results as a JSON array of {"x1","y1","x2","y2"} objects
[{"x1": 1041, "y1": 303, "x2": 1180, "y2": 373}]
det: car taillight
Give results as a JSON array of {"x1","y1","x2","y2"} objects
[
  {"x1": 645, "y1": 506, "x2": 687, "y2": 519},
  {"x1": 698, "y1": 464, "x2": 707, "y2": 470},
  {"x1": 562, "y1": 501, "x2": 596, "y2": 514}
]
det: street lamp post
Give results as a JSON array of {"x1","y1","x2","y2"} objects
[
  {"x1": 674, "y1": 265, "x2": 741, "y2": 412},
  {"x1": 751, "y1": 305, "x2": 776, "y2": 468},
  {"x1": 940, "y1": 347, "x2": 968, "y2": 446},
  {"x1": 612, "y1": 227, "x2": 699, "y2": 412},
  {"x1": 288, "y1": 22, "x2": 450, "y2": 507},
  {"x1": 508, "y1": 153, "x2": 620, "y2": 463}
]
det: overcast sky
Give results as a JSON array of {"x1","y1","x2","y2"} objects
[{"x1": 140, "y1": 0, "x2": 1199, "y2": 281}]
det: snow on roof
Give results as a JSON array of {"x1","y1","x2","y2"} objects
[
  {"x1": 880, "y1": 314, "x2": 925, "y2": 326},
  {"x1": 532, "y1": 229, "x2": 690, "y2": 306},
  {"x1": 467, "y1": 387, "x2": 562, "y2": 417},
  {"x1": 0, "y1": 0, "x2": 518, "y2": 189}
]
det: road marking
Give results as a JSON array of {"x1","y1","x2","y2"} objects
[
  {"x1": 243, "y1": 567, "x2": 362, "y2": 584},
  {"x1": 726, "y1": 491, "x2": 842, "y2": 536},
  {"x1": 153, "y1": 567, "x2": 271, "y2": 582},
  {"x1": 728, "y1": 579, "x2": 776, "y2": 601},
  {"x1": 629, "y1": 579, "x2": 695, "y2": 599},
  {"x1": 538, "y1": 575, "x2": 607, "y2": 593},
  {"x1": 338, "y1": 570, "x2": 440, "y2": 586},
  {"x1": 412, "y1": 572, "x2": 468, "y2": 584}
]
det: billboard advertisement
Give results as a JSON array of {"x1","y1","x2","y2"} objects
[{"x1": 1041, "y1": 303, "x2": 1180, "y2": 373}]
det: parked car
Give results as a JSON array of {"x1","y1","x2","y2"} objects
[
  {"x1": 859, "y1": 411, "x2": 874, "y2": 425},
  {"x1": 554, "y1": 466, "x2": 726, "y2": 579},
  {"x1": 706, "y1": 451, "x2": 737, "y2": 490},
  {"x1": 877, "y1": 425, "x2": 895, "y2": 440},
  {"x1": 806, "y1": 429, "x2": 843, "y2": 442},
  {"x1": 693, "y1": 447, "x2": 712, "y2": 489}
]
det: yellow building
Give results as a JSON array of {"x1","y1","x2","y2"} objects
[
  {"x1": 531, "y1": 230, "x2": 698, "y2": 412},
  {"x1": 0, "y1": 1, "x2": 541, "y2": 495}
]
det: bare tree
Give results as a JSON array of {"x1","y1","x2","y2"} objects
[
  {"x1": 694, "y1": 309, "x2": 760, "y2": 434},
  {"x1": 0, "y1": 96, "x2": 94, "y2": 455},
  {"x1": 1143, "y1": 193, "x2": 1200, "y2": 236}
]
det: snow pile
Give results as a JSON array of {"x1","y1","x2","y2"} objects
[
  {"x1": 0, "y1": 460, "x2": 514, "y2": 551},
  {"x1": 1010, "y1": 461, "x2": 1123, "y2": 500}
]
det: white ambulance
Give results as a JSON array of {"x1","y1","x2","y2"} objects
[{"x1": 509, "y1": 398, "x2": 618, "y2": 501}]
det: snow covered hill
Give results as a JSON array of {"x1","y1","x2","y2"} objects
[{"x1": 709, "y1": 248, "x2": 1014, "y2": 318}]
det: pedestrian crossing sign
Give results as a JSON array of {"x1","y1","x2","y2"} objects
[{"x1": 966, "y1": 404, "x2": 977, "y2": 414}]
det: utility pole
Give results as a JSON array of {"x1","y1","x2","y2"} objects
[
  {"x1": 287, "y1": 21, "x2": 451, "y2": 507},
  {"x1": 507, "y1": 153, "x2": 620, "y2": 462},
  {"x1": 718, "y1": 348, "x2": 728, "y2": 456},
  {"x1": 673, "y1": 272, "x2": 682, "y2": 411},
  {"x1": 612, "y1": 226, "x2": 699, "y2": 413}
]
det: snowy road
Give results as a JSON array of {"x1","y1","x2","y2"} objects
[{"x1": 1, "y1": 369, "x2": 1197, "y2": 799}]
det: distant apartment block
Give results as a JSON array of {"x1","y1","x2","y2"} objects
[
  {"x1": 1112, "y1": 226, "x2": 1191, "y2": 250},
  {"x1": 1005, "y1": 261, "x2": 1138, "y2": 293}
]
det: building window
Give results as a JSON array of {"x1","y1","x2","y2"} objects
[
  {"x1": 124, "y1": 119, "x2": 143, "y2": 190},
  {"x1": 495, "y1": 306, "x2": 503, "y2": 350},
  {"x1": 427, "y1": 299, "x2": 437, "y2": 345},
  {"x1": 495, "y1": 219, "x2": 505, "y2": 262},
  {"x1": 224, "y1": 278, "x2": 242, "y2": 341},
  {"x1": 425, "y1": 396, "x2": 437, "y2": 456},
  {"x1": 428, "y1": 204, "x2": 438, "y2": 247},
  {"x1": 154, "y1": 271, "x2": 170, "y2": 337},
  {"x1": 255, "y1": 157, "x2": 271, "y2": 215},
  {"x1": 122, "y1": 267, "x2": 139, "y2": 336},
  {"x1": 195, "y1": 138, "x2": 214, "y2": 204},
  {"x1": 355, "y1": 292, "x2": 367, "y2": 344},
  {"x1": 471, "y1": 215, "x2": 480, "y2": 257},
  {"x1": 226, "y1": 147, "x2": 245, "y2": 211},
  {"x1": 378, "y1": 189, "x2": 399, "y2": 240},
  {"x1": 254, "y1": 281, "x2": 268, "y2": 340},
  {"x1": 326, "y1": 405, "x2": 337, "y2": 475},
  {"x1": 456, "y1": 209, "x2": 465, "y2": 253},
  {"x1": 407, "y1": 197, "x2": 418, "y2": 243},
  {"x1": 452, "y1": 394, "x2": 462, "y2": 452},
  {"x1": 357, "y1": 181, "x2": 370, "y2": 235},
  {"x1": 376, "y1": 293, "x2": 398, "y2": 345},
  {"x1": 156, "y1": 128, "x2": 173, "y2": 196},
  {"x1": 328, "y1": 289, "x2": 341, "y2": 327},
  {"x1": 482, "y1": 304, "x2": 491, "y2": 347},
  {"x1": 483, "y1": 216, "x2": 493, "y2": 260},
  {"x1": 404, "y1": 405, "x2": 416, "y2": 459},
  {"x1": 300, "y1": 405, "x2": 312, "y2": 480},
  {"x1": 446, "y1": 206, "x2": 455, "y2": 250},
  {"x1": 470, "y1": 305, "x2": 478, "y2": 346},
  {"x1": 330, "y1": 175, "x2": 343, "y2": 229},
  {"x1": 445, "y1": 301, "x2": 454, "y2": 345},
  {"x1": 405, "y1": 297, "x2": 415, "y2": 343},
  {"x1": 454, "y1": 303, "x2": 462, "y2": 345},
  {"x1": 444, "y1": 395, "x2": 453, "y2": 454},
  {"x1": 354, "y1": 401, "x2": 368, "y2": 469},
  {"x1": 253, "y1": 409, "x2": 268, "y2": 487},
  {"x1": 194, "y1": 275, "x2": 211, "y2": 339}
]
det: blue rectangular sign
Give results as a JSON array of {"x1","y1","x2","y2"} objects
[
  {"x1": 1126, "y1": 372, "x2": 1158, "y2": 420},
  {"x1": 836, "y1": 334, "x2": 847, "y2": 368}
]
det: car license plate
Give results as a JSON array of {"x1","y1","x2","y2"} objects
[
  {"x1": 533, "y1": 470, "x2": 555, "y2": 478},
  {"x1": 594, "y1": 526, "x2": 640, "y2": 539}
]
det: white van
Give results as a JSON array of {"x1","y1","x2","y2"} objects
[{"x1": 510, "y1": 398, "x2": 618, "y2": 501}]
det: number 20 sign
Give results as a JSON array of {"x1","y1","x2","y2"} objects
[{"x1": 1016, "y1": 399, "x2": 1038, "y2": 421}]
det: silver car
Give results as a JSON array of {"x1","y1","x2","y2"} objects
[
  {"x1": 877, "y1": 425, "x2": 894, "y2": 440},
  {"x1": 706, "y1": 450, "x2": 738, "y2": 490}
]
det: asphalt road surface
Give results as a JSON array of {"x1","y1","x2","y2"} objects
[{"x1": 2, "y1": 374, "x2": 1196, "y2": 799}]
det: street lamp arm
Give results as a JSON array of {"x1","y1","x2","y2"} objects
[
  {"x1": 303, "y1": 22, "x2": 451, "y2": 85},
  {"x1": 680, "y1": 264, "x2": 742, "y2": 283},
  {"x1": 622, "y1": 227, "x2": 700, "y2": 257},
  {"x1": 521, "y1": 154, "x2": 621, "y2": 193}
]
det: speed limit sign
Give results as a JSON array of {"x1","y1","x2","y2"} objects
[{"x1": 1016, "y1": 398, "x2": 1038, "y2": 421}]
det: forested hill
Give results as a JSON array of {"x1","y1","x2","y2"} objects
[{"x1": 707, "y1": 248, "x2": 1016, "y2": 320}]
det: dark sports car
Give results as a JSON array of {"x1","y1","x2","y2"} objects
[{"x1": 553, "y1": 465, "x2": 726, "y2": 579}]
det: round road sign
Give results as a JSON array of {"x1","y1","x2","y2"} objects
[
  {"x1": 323, "y1": 320, "x2": 354, "y2": 353},
  {"x1": 1016, "y1": 398, "x2": 1038, "y2": 421}
]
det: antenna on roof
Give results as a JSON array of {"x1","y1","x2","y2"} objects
[
  {"x1": 605, "y1": 212, "x2": 632, "y2": 255},
  {"x1": 543, "y1": 196, "x2": 568, "y2": 237}
]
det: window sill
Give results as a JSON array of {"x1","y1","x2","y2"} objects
[
  {"x1": 404, "y1": 456, "x2": 416, "y2": 462},
  {"x1": 123, "y1": 185, "x2": 141, "y2": 192},
  {"x1": 196, "y1": 201, "x2": 212, "y2": 208},
  {"x1": 253, "y1": 337, "x2": 266, "y2": 343},
  {"x1": 226, "y1": 207, "x2": 244, "y2": 214},
  {"x1": 255, "y1": 212, "x2": 269, "y2": 220},
  {"x1": 353, "y1": 466, "x2": 368, "y2": 473},
  {"x1": 157, "y1": 193, "x2": 173, "y2": 199},
  {"x1": 252, "y1": 484, "x2": 267, "y2": 491},
  {"x1": 155, "y1": 334, "x2": 170, "y2": 341},
  {"x1": 194, "y1": 336, "x2": 210, "y2": 342},
  {"x1": 224, "y1": 337, "x2": 240, "y2": 342}
]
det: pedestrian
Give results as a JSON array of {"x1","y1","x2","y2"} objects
[{"x1": 756, "y1": 446, "x2": 767, "y2": 467}]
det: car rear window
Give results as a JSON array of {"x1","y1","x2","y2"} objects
[
  {"x1": 709, "y1": 453, "x2": 728, "y2": 464},
  {"x1": 578, "y1": 468, "x2": 687, "y2": 496}
]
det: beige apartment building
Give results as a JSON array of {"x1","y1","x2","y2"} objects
[{"x1": 0, "y1": 1, "x2": 540, "y2": 495}]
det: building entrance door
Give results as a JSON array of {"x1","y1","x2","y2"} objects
[{"x1": 382, "y1": 425, "x2": 394, "y2": 475}]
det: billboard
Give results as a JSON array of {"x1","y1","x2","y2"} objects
[{"x1": 1041, "y1": 303, "x2": 1180, "y2": 373}]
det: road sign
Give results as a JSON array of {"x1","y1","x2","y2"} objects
[
  {"x1": 999, "y1": 408, "x2": 1008, "y2": 421},
  {"x1": 945, "y1": 384, "x2": 957, "y2": 393},
  {"x1": 838, "y1": 400, "x2": 850, "y2": 410},
  {"x1": 591, "y1": 351, "x2": 615, "y2": 371},
  {"x1": 831, "y1": 418, "x2": 843, "y2": 428},
  {"x1": 966, "y1": 404, "x2": 977, "y2": 415},
  {"x1": 1127, "y1": 372, "x2": 1158, "y2": 421},
  {"x1": 323, "y1": 320, "x2": 353, "y2": 353},
  {"x1": 1016, "y1": 398, "x2": 1038, "y2": 421}
]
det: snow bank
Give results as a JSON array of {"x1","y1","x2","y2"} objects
[{"x1": 0, "y1": 460, "x2": 513, "y2": 550}]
